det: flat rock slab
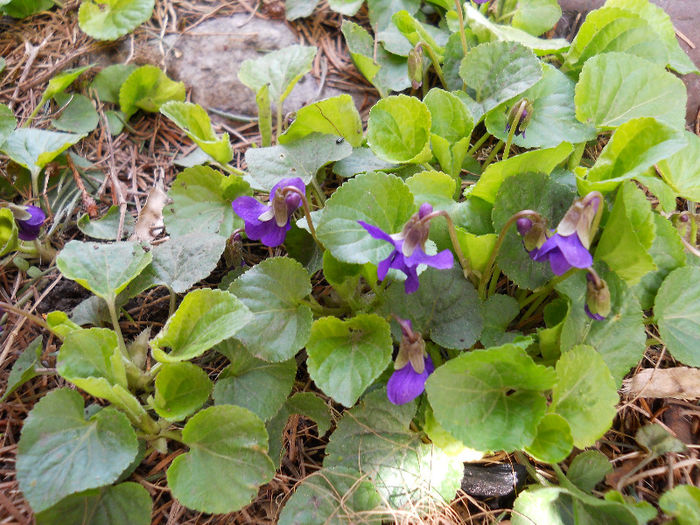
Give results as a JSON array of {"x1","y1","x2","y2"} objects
[{"x1": 558, "y1": 0, "x2": 700, "y2": 128}]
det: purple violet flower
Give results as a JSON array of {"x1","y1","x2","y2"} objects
[
  {"x1": 531, "y1": 232, "x2": 593, "y2": 275},
  {"x1": 16, "y1": 205, "x2": 46, "y2": 241},
  {"x1": 387, "y1": 318, "x2": 434, "y2": 405},
  {"x1": 232, "y1": 177, "x2": 305, "y2": 247},
  {"x1": 358, "y1": 203, "x2": 453, "y2": 294}
]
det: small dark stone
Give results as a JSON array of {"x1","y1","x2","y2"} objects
[{"x1": 461, "y1": 463, "x2": 528, "y2": 499}]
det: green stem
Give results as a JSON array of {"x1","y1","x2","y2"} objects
[
  {"x1": 310, "y1": 176, "x2": 326, "y2": 205},
  {"x1": 478, "y1": 210, "x2": 541, "y2": 299},
  {"x1": 454, "y1": 0, "x2": 469, "y2": 57},
  {"x1": 514, "y1": 450, "x2": 550, "y2": 486},
  {"x1": 159, "y1": 429, "x2": 185, "y2": 444},
  {"x1": 282, "y1": 186, "x2": 323, "y2": 250},
  {"x1": 481, "y1": 141, "x2": 503, "y2": 170},
  {"x1": 518, "y1": 270, "x2": 573, "y2": 309},
  {"x1": 216, "y1": 162, "x2": 246, "y2": 177},
  {"x1": 276, "y1": 98, "x2": 283, "y2": 140},
  {"x1": 467, "y1": 130, "x2": 491, "y2": 156},
  {"x1": 167, "y1": 286, "x2": 177, "y2": 318},
  {"x1": 106, "y1": 299, "x2": 128, "y2": 358},
  {"x1": 568, "y1": 141, "x2": 586, "y2": 171},
  {"x1": 421, "y1": 210, "x2": 475, "y2": 282},
  {"x1": 502, "y1": 103, "x2": 524, "y2": 161},
  {"x1": 487, "y1": 264, "x2": 500, "y2": 296},
  {"x1": 421, "y1": 41, "x2": 447, "y2": 89},
  {"x1": 23, "y1": 103, "x2": 43, "y2": 128}
]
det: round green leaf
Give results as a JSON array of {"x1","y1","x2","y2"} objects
[
  {"x1": 382, "y1": 265, "x2": 484, "y2": 350},
  {"x1": 228, "y1": 257, "x2": 312, "y2": 362},
  {"x1": 160, "y1": 101, "x2": 233, "y2": 164},
  {"x1": 659, "y1": 485, "x2": 700, "y2": 525},
  {"x1": 77, "y1": 205, "x2": 135, "y2": 240},
  {"x1": 367, "y1": 94, "x2": 432, "y2": 164},
  {"x1": 56, "y1": 240, "x2": 152, "y2": 304},
  {"x1": 91, "y1": 64, "x2": 138, "y2": 104},
  {"x1": 316, "y1": 171, "x2": 415, "y2": 265},
  {"x1": 511, "y1": 0, "x2": 561, "y2": 36},
  {"x1": 551, "y1": 345, "x2": 618, "y2": 449},
  {"x1": 485, "y1": 64, "x2": 596, "y2": 148},
  {"x1": 459, "y1": 41, "x2": 542, "y2": 120},
  {"x1": 574, "y1": 52, "x2": 686, "y2": 130},
  {"x1": 17, "y1": 389, "x2": 139, "y2": 513},
  {"x1": 163, "y1": 166, "x2": 250, "y2": 238},
  {"x1": 566, "y1": 450, "x2": 612, "y2": 493},
  {"x1": 426, "y1": 344, "x2": 557, "y2": 452},
  {"x1": 655, "y1": 267, "x2": 700, "y2": 367},
  {"x1": 324, "y1": 389, "x2": 462, "y2": 509},
  {"x1": 1, "y1": 128, "x2": 85, "y2": 176},
  {"x1": 52, "y1": 93, "x2": 99, "y2": 134},
  {"x1": 657, "y1": 131, "x2": 700, "y2": 201},
  {"x1": 118, "y1": 65, "x2": 185, "y2": 119},
  {"x1": 150, "y1": 288, "x2": 253, "y2": 362},
  {"x1": 278, "y1": 467, "x2": 386, "y2": 525},
  {"x1": 35, "y1": 482, "x2": 152, "y2": 525},
  {"x1": 79, "y1": 0, "x2": 155, "y2": 41},
  {"x1": 166, "y1": 405, "x2": 275, "y2": 514},
  {"x1": 307, "y1": 314, "x2": 392, "y2": 407},
  {"x1": 279, "y1": 94, "x2": 364, "y2": 147},
  {"x1": 214, "y1": 341, "x2": 296, "y2": 421},
  {"x1": 525, "y1": 413, "x2": 573, "y2": 464},
  {"x1": 424, "y1": 88, "x2": 474, "y2": 144},
  {"x1": 152, "y1": 362, "x2": 212, "y2": 422}
]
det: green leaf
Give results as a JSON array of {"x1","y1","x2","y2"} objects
[
  {"x1": 317, "y1": 171, "x2": 414, "y2": 264},
  {"x1": 238, "y1": 44, "x2": 317, "y2": 103},
  {"x1": 227, "y1": 257, "x2": 312, "y2": 362},
  {"x1": 266, "y1": 392, "x2": 332, "y2": 467},
  {"x1": 324, "y1": 389, "x2": 462, "y2": 508},
  {"x1": 0, "y1": 207, "x2": 19, "y2": 256},
  {"x1": 119, "y1": 65, "x2": 185, "y2": 119},
  {"x1": 333, "y1": 147, "x2": 397, "y2": 178},
  {"x1": 564, "y1": 8, "x2": 669, "y2": 72},
  {"x1": 367, "y1": 0, "x2": 420, "y2": 32},
  {"x1": 480, "y1": 293, "x2": 520, "y2": 347},
  {"x1": 391, "y1": 10, "x2": 447, "y2": 56},
  {"x1": 595, "y1": 182, "x2": 657, "y2": 284},
  {"x1": 574, "y1": 52, "x2": 686, "y2": 130},
  {"x1": 463, "y1": 3, "x2": 569, "y2": 56},
  {"x1": 105, "y1": 110, "x2": 126, "y2": 135},
  {"x1": 35, "y1": 482, "x2": 152, "y2": 525},
  {"x1": 46, "y1": 311, "x2": 81, "y2": 338},
  {"x1": 56, "y1": 240, "x2": 151, "y2": 304},
  {"x1": 52, "y1": 93, "x2": 99, "y2": 134},
  {"x1": 167, "y1": 405, "x2": 275, "y2": 513},
  {"x1": 129, "y1": 233, "x2": 226, "y2": 294},
  {"x1": 79, "y1": 0, "x2": 155, "y2": 41},
  {"x1": 280, "y1": 95, "x2": 363, "y2": 147},
  {"x1": 17, "y1": 389, "x2": 139, "y2": 512},
  {"x1": 285, "y1": 0, "x2": 319, "y2": 20},
  {"x1": 525, "y1": 413, "x2": 573, "y2": 464},
  {"x1": 469, "y1": 141, "x2": 572, "y2": 204},
  {"x1": 635, "y1": 423, "x2": 686, "y2": 456},
  {"x1": 1, "y1": 128, "x2": 85, "y2": 177},
  {"x1": 492, "y1": 171, "x2": 576, "y2": 289},
  {"x1": 366, "y1": 95, "x2": 432, "y2": 164},
  {"x1": 426, "y1": 344, "x2": 557, "y2": 451},
  {"x1": 459, "y1": 41, "x2": 542, "y2": 122},
  {"x1": 214, "y1": 341, "x2": 296, "y2": 421},
  {"x1": 657, "y1": 131, "x2": 700, "y2": 201},
  {"x1": 278, "y1": 467, "x2": 386, "y2": 525},
  {"x1": 0, "y1": 103, "x2": 16, "y2": 147},
  {"x1": 307, "y1": 314, "x2": 392, "y2": 407},
  {"x1": 659, "y1": 485, "x2": 700, "y2": 525},
  {"x1": 655, "y1": 267, "x2": 700, "y2": 367},
  {"x1": 329, "y1": 0, "x2": 364, "y2": 16},
  {"x1": 567, "y1": 450, "x2": 612, "y2": 493},
  {"x1": 244, "y1": 132, "x2": 351, "y2": 191},
  {"x1": 38, "y1": 65, "x2": 92, "y2": 107},
  {"x1": 1, "y1": 335, "x2": 42, "y2": 401},
  {"x1": 606, "y1": 0, "x2": 699, "y2": 75},
  {"x1": 557, "y1": 269, "x2": 646, "y2": 383},
  {"x1": 633, "y1": 214, "x2": 686, "y2": 310},
  {"x1": 77, "y1": 205, "x2": 134, "y2": 240},
  {"x1": 485, "y1": 64, "x2": 596, "y2": 149},
  {"x1": 152, "y1": 362, "x2": 212, "y2": 421},
  {"x1": 382, "y1": 265, "x2": 484, "y2": 349},
  {"x1": 160, "y1": 101, "x2": 232, "y2": 164},
  {"x1": 580, "y1": 118, "x2": 686, "y2": 194},
  {"x1": 91, "y1": 64, "x2": 138, "y2": 104},
  {"x1": 1, "y1": 0, "x2": 53, "y2": 18},
  {"x1": 511, "y1": 0, "x2": 561, "y2": 36},
  {"x1": 150, "y1": 289, "x2": 253, "y2": 362},
  {"x1": 424, "y1": 88, "x2": 474, "y2": 145},
  {"x1": 551, "y1": 345, "x2": 618, "y2": 449},
  {"x1": 163, "y1": 166, "x2": 250, "y2": 238}
]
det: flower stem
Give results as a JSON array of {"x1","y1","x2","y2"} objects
[
  {"x1": 502, "y1": 103, "x2": 524, "y2": 161},
  {"x1": 481, "y1": 141, "x2": 503, "y2": 170},
  {"x1": 467, "y1": 130, "x2": 491, "y2": 156},
  {"x1": 454, "y1": 0, "x2": 469, "y2": 57},
  {"x1": 514, "y1": 450, "x2": 550, "y2": 486},
  {"x1": 216, "y1": 162, "x2": 246, "y2": 177},
  {"x1": 421, "y1": 210, "x2": 475, "y2": 283},
  {"x1": 282, "y1": 186, "x2": 323, "y2": 249},
  {"x1": 518, "y1": 269, "x2": 574, "y2": 309},
  {"x1": 420, "y1": 41, "x2": 447, "y2": 89},
  {"x1": 478, "y1": 210, "x2": 542, "y2": 299},
  {"x1": 167, "y1": 285, "x2": 177, "y2": 318},
  {"x1": 106, "y1": 298, "x2": 128, "y2": 358}
]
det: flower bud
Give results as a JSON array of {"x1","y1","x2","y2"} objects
[
  {"x1": 505, "y1": 98, "x2": 533, "y2": 138},
  {"x1": 516, "y1": 214, "x2": 548, "y2": 252},
  {"x1": 400, "y1": 203, "x2": 434, "y2": 257},
  {"x1": 408, "y1": 44, "x2": 424, "y2": 91},
  {"x1": 672, "y1": 212, "x2": 697, "y2": 242},
  {"x1": 585, "y1": 272, "x2": 610, "y2": 321},
  {"x1": 394, "y1": 317, "x2": 427, "y2": 373}
]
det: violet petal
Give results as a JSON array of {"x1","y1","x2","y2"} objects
[
  {"x1": 585, "y1": 304, "x2": 605, "y2": 321},
  {"x1": 358, "y1": 220, "x2": 397, "y2": 244},
  {"x1": 387, "y1": 356, "x2": 434, "y2": 405},
  {"x1": 405, "y1": 247, "x2": 454, "y2": 270},
  {"x1": 232, "y1": 196, "x2": 269, "y2": 225}
]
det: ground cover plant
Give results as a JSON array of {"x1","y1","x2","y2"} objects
[{"x1": 0, "y1": 0, "x2": 699, "y2": 523}]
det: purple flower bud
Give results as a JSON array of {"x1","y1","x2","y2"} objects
[
  {"x1": 232, "y1": 177, "x2": 305, "y2": 247},
  {"x1": 516, "y1": 218, "x2": 532, "y2": 237},
  {"x1": 387, "y1": 354, "x2": 434, "y2": 405},
  {"x1": 17, "y1": 205, "x2": 46, "y2": 241}
]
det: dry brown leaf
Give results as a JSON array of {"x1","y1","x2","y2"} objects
[
  {"x1": 621, "y1": 368, "x2": 700, "y2": 400},
  {"x1": 129, "y1": 179, "x2": 169, "y2": 243}
]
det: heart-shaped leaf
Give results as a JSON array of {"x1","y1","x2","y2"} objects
[
  {"x1": 1, "y1": 335, "x2": 42, "y2": 401},
  {"x1": 17, "y1": 389, "x2": 139, "y2": 512},
  {"x1": 91, "y1": 64, "x2": 138, "y2": 104},
  {"x1": 511, "y1": 0, "x2": 561, "y2": 37},
  {"x1": 152, "y1": 362, "x2": 212, "y2": 422},
  {"x1": 367, "y1": 95, "x2": 432, "y2": 164},
  {"x1": 119, "y1": 65, "x2": 185, "y2": 119},
  {"x1": 307, "y1": 314, "x2": 392, "y2": 407},
  {"x1": 166, "y1": 405, "x2": 275, "y2": 514},
  {"x1": 280, "y1": 95, "x2": 364, "y2": 147},
  {"x1": 77, "y1": 205, "x2": 135, "y2": 240},
  {"x1": 657, "y1": 131, "x2": 700, "y2": 201},
  {"x1": 150, "y1": 289, "x2": 253, "y2": 362},
  {"x1": 79, "y1": 0, "x2": 155, "y2": 41},
  {"x1": 525, "y1": 413, "x2": 573, "y2": 464},
  {"x1": 1, "y1": 128, "x2": 85, "y2": 177},
  {"x1": 52, "y1": 93, "x2": 99, "y2": 134}
]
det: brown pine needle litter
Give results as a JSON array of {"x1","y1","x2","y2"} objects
[{"x1": 0, "y1": 1, "x2": 698, "y2": 524}]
